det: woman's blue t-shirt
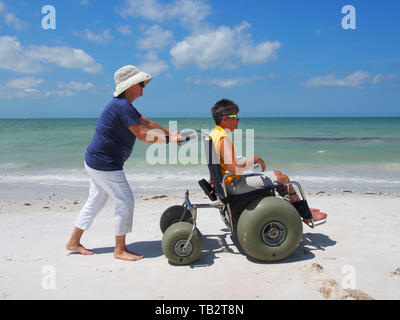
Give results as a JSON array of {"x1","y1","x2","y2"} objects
[{"x1": 85, "y1": 97, "x2": 142, "y2": 171}]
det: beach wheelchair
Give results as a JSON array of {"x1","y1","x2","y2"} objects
[{"x1": 160, "y1": 131, "x2": 316, "y2": 265}]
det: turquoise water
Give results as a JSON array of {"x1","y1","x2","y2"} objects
[{"x1": 1, "y1": 117, "x2": 400, "y2": 195}]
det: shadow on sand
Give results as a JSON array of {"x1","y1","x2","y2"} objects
[
  {"x1": 193, "y1": 229, "x2": 337, "y2": 267},
  {"x1": 89, "y1": 240, "x2": 163, "y2": 258},
  {"x1": 87, "y1": 229, "x2": 336, "y2": 267},
  {"x1": 242, "y1": 232, "x2": 337, "y2": 265}
]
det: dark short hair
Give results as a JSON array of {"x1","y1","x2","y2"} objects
[{"x1": 211, "y1": 99, "x2": 239, "y2": 125}]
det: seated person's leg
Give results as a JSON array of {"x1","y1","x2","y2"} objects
[
  {"x1": 227, "y1": 174, "x2": 273, "y2": 195},
  {"x1": 273, "y1": 171, "x2": 327, "y2": 223},
  {"x1": 273, "y1": 170, "x2": 300, "y2": 202}
]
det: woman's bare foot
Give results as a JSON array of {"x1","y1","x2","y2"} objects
[
  {"x1": 114, "y1": 249, "x2": 143, "y2": 261},
  {"x1": 66, "y1": 227, "x2": 93, "y2": 255},
  {"x1": 66, "y1": 242, "x2": 94, "y2": 255},
  {"x1": 114, "y1": 235, "x2": 143, "y2": 261}
]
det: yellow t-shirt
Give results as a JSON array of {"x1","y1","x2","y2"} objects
[{"x1": 209, "y1": 125, "x2": 242, "y2": 186}]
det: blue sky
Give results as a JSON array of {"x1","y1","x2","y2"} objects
[{"x1": 0, "y1": 0, "x2": 399, "y2": 118}]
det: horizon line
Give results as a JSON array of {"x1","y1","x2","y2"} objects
[{"x1": 1, "y1": 115, "x2": 400, "y2": 120}]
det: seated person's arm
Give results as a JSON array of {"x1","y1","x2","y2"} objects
[{"x1": 220, "y1": 137, "x2": 266, "y2": 174}]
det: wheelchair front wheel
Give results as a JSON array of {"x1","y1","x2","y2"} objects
[{"x1": 162, "y1": 222, "x2": 203, "y2": 265}]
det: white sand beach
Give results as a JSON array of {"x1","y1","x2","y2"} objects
[{"x1": 0, "y1": 190, "x2": 399, "y2": 300}]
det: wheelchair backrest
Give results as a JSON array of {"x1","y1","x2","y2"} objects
[{"x1": 203, "y1": 135, "x2": 227, "y2": 201}]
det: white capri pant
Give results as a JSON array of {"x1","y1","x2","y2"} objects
[{"x1": 75, "y1": 162, "x2": 134, "y2": 236}]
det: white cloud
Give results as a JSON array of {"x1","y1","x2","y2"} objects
[
  {"x1": 27, "y1": 44, "x2": 103, "y2": 74},
  {"x1": 0, "y1": 78, "x2": 75, "y2": 99},
  {"x1": 136, "y1": 25, "x2": 174, "y2": 50},
  {"x1": 0, "y1": 86, "x2": 40, "y2": 99},
  {"x1": 138, "y1": 52, "x2": 169, "y2": 76},
  {"x1": 372, "y1": 73, "x2": 399, "y2": 84},
  {"x1": 187, "y1": 75, "x2": 265, "y2": 88},
  {"x1": 166, "y1": 0, "x2": 210, "y2": 29},
  {"x1": 118, "y1": 1, "x2": 281, "y2": 70},
  {"x1": 238, "y1": 38, "x2": 282, "y2": 65},
  {"x1": 57, "y1": 81, "x2": 95, "y2": 91},
  {"x1": 0, "y1": 1, "x2": 26, "y2": 30},
  {"x1": 0, "y1": 36, "x2": 103, "y2": 74},
  {"x1": 0, "y1": 36, "x2": 42, "y2": 73},
  {"x1": 4, "y1": 12, "x2": 25, "y2": 30},
  {"x1": 305, "y1": 70, "x2": 371, "y2": 88},
  {"x1": 268, "y1": 72, "x2": 279, "y2": 79},
  {"x1": 170, "y1": 22, "x2": 281, "y2": 70},
  {"x1": 0, "y1": 76, "x2": 45, "y2": 99},
  {"x1": 118, "y1": 0, "x2": 211, "y2": 30},
  {"x1": 119, "y1": 0, "x2": 164, "y2": 21},
  {"x1": 117, "y1": 25, "x2": 132, "y2": 36},
  {"x1": 171, "y1": 26, "x2": 235, "y2": 70},
  {"x1": 6, "y1": 77, "x2": 44, "y2": 89},
  {"x1": 80, "y1": 29, "x2": 113, "y2": 45},
  {"x1": 0, "y1": 78, "x2": 100, "y2": 100}
]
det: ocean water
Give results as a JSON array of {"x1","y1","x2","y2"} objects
[{"x1": 1, "y1": 117, "x2": 400, "y2": 198}]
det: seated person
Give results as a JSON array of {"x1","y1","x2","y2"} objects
[{"x1": 208, "y1": 99, "x2": 327, "y2": 224}]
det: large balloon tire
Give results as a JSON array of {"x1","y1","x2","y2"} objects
[
  {"x1": 162, "y1": 222, "x2": 203, "y2": 265},
  {"x1": 237, "y1": 197, "x2": 302, "y2": 262},
  {"x1": 160, "y1": 205, "x2": 192, "y2": 233}
]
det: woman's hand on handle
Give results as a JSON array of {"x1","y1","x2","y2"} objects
[{"x1": 169, "y1": 131, "x2": 182, "y2": 145}]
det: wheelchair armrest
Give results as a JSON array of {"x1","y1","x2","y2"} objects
[{"x1": 221, "y1": 171, "x2": 234, "y2": 198}]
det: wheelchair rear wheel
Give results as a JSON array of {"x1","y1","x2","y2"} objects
[{"x1": 237, "y1": 197, "x2": 302, "y2": 262}]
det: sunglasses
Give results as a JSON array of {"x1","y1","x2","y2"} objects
[
  {"x1": 226, "y1": 113, "x2": 239, "y2": 120},
  {"x1": 139, "y1": 82, "x2": 145, "y2": 88}
]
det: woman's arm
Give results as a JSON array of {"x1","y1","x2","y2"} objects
[
  {"x1": 140, "y1": 116, "x2": 181, "y2": 144},
  {"x1": 129, "y1": 124, "x2": 169, "y2": 144},
  {"x1": 140, "y1": 116, "x2": 169, "y2": 134}
]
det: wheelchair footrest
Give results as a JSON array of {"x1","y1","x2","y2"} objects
[
  {"x1": 198, "y1": 179, "x2": 217, "y2": 201},
  {"x1": 292, "y1": 200, "x2": 313, "y2": 219}
]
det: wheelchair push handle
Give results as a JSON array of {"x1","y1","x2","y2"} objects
[
  {"x1": 177, "y1": 135, "x2": 191, "y2": 142},
  {"x1": 177, "y1": 129, "x2": 205, "y2": 142}
]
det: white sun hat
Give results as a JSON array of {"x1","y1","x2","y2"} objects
[{"x1": 113, "y1": 65, "x2": 152, "y2": 97}]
